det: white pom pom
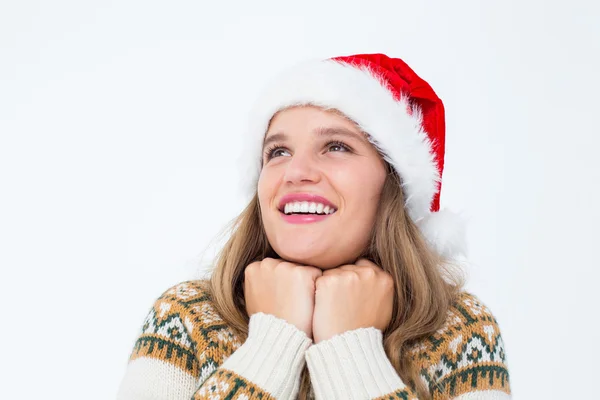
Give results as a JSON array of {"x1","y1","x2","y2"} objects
[{"x1": 416, "y1": 209, "x2": 468, "y2": 258}]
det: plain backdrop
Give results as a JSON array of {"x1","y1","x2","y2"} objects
[{"x1": 1, "y1": 1, "x2": 598, "y2": 399}]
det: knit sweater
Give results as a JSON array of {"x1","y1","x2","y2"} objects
[{"x1": 117, "y1": 280, "x2": 511, "y2": 400}]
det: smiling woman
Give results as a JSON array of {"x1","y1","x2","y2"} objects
[
  {"x1": 117, "y1": 54, "x2": 511, "y2": 400},
  {"x1": 259, "y1": 107, "x2": 387, "y2": 269}
]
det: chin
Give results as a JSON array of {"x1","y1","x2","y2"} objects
[
  {"x1": 267, "y1": 230, "x2": 363, "y2": 269},
  {"x1": 274, "y1": 245, "x2": 346, "y2": 270},
  {"x1": 282, "y1": 254, "x2": 339, "y2": 270}
]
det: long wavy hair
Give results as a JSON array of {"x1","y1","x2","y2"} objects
[{"x1": 201, "y1": 110, "x2": 465, "y2": 399}]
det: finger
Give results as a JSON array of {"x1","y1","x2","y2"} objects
[
  {"x1": 322, "y1": 266, "x2": 347, "y2": 276},
  {"x1": 357, "y1": 259, "x2": 386, "y2": 275},
  {"x1": 260, "y1": 257, "x2": 280, "y2": 269},
  {"x1": 244, "y1": 261, "x2": 261, "y2": 277},
  {"x1": 355, "y1": 258, "x2": 377, "y2": 268},
  {"x1": 336, "y1": 263, "x2": 360, "y2": 272},
  {"x1": 337, "y1": 261, "x2": 375, "y2": 276},
  {"x1": 311, "y1": 267, "x2": 324, "y2": 279}
]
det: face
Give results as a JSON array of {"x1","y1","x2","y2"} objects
[{"x1": 257, "y1": 106, "x2": 387, "y2": 269}]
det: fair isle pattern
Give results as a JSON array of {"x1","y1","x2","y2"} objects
[
  {"x1": 127, "y1": 280, "x2": 510, "y2": 399},
  {"x1": 373, "y1": 389, "x2": 418, "y2": 400},
  {"x1": 129, "y1": 288, "x2": 200, "y2": 376},
  {"x1": 193, "y1": 369, "x2": 276, "y2": 400},
  {"x1": 408, "y1": 292, "x2": 510, "y2": 399},
  {"x1": 127, "y1": 281, "x2": 275, "y2": 399},
  {"x1": 130, "y1": 281, "x2": 274, "y2": 400}
]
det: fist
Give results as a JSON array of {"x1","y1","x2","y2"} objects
[
  {"x1": 244, "y1": 257, "x2": 323, "y2": 338},
  {"x1": 312, "y1": 258, "x2": 395, "y2": 343}
]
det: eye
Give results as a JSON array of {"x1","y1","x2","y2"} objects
[
  {"x1": 326, "y1": 140, "x2": 351, "y2": 153},
  {"x1": 264, "y1": 144, "x2": 291, "y2": 161},
  {"x1": 271, "y1": 148, "x2": 290, "y2": 158}
]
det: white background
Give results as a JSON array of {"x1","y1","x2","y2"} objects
[{"x1": 1, "y1": 1, "x2": 598, "y2": 399}]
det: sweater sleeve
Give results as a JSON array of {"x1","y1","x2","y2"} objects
[
  {"x1": 305, "y1": 327, "x2": 418, "y2": 400},
  {"x1": 305, "y1": 292, "x2": 511, "y2": 400},
  {"x1": 116, "y1": 281, "x2": 312, "y2": 400},
  {"x1": 193, "y1": 312, "x2": 312, "y2": 400}
]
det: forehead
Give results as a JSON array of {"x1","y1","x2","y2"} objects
[{"x1": 264, "y1": 106, "x2": 367, "y2": 141}]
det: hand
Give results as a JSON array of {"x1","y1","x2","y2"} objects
[
  {"x1": 311, "y1": 258, "x2": 395, "y2": 344},
  {"x1": 244, "y1": 257, "x2": 323, "y2": 339}
]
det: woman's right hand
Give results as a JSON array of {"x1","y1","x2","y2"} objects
[{"x1": 243, "y1": 257, "x2": 323, "y2": 339}]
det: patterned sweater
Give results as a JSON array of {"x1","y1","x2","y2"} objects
[{"x1": 117, "y1": 280, "x2": 511, "y2": 400}]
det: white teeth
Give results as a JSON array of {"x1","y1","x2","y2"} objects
[
  {"x1": 300, "y1": 201, "x2": 309, "y2": 213},
  {"x1": 282, "y1": 201, "x2": 336, "y2": 215}
]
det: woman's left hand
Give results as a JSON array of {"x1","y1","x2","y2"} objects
[{"x1": 312, "y1": 258, "x2": 395, "y2": 344}]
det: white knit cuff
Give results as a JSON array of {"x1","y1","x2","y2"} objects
[
  {"x1": 305, "y1": 327, "x2": 407, "y2": 399},
  {"x1": 220, "y1": 312, "x2": 312, "y2": 399}
]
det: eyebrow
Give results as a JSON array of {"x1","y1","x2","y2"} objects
[{"x1": 262, "y1": 126, "x2": 367, "y2": 151}]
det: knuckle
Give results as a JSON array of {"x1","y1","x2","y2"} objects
[
  {"x1": 381, "y1": 273, "x2": 395, "y2": 288},
  {"x1": 343, "y1": 269, "x2": 359, "y2": 279},
  {"x1": 262, "y1": 257, "x2": 277, "y2": 267},
  {"x1": 363, "y1": 267, "x2": 377, "y2": 278},
  {"x1": 315, "y1": 274, "x2": 328, "y2": 287},
  {"x1": 245, "y1": 262, "x2": 259, "y2": 274}
]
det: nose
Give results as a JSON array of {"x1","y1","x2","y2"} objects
[{"x1": 282, "y1": 151, "x2": 321, "y2": 185}]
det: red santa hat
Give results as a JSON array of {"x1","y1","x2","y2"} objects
[{"x1": 239, "y1": 53, "x2": 466, "y2": 258}]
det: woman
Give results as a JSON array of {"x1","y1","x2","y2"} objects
[{"x1": 117, "y1": 53, "x2": 511, "y2": 400}]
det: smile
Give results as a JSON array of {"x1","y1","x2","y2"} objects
[
  {"x1": 282, "y1": 201, "x2": 336, "y2": 215},
  {"x1": 277, "y1": 193, "x2": 338, "y2": 224}
]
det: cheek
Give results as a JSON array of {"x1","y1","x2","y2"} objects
[
  {"x1": 257, "y1": 168, "x2": 278, "y2": 211},
  {"x1": 332, "y1": 162, "x2": 385, "y2": 209}
]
